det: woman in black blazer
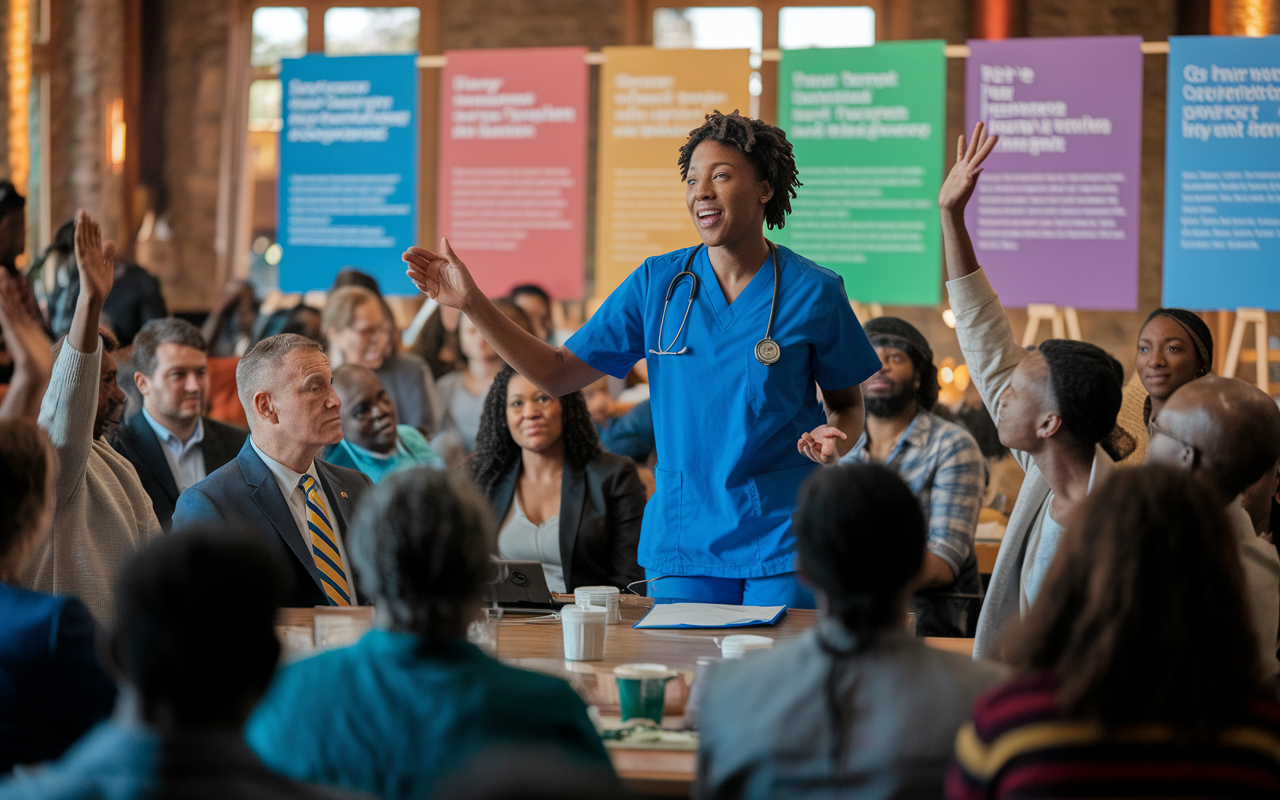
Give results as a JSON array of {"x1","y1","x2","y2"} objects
[{"x1": 470, "y1": 366, "x2": 646, "y2": 593}]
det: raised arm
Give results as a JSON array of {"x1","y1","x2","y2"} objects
[
  {"x1": 67, "y1": 211, "x2": 116, "y2": 356},
  {"x1": 939, "y1": 122, "x2": 998, "y2": 282},
  {"x1": 403, "y1": 240, "x2": 603, "y2": 396},
  {"x1": 0, "y1": 270, "x2": 53, "y2": 422}
]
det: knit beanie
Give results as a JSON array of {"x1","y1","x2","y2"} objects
[{"x1": 864, "y1": 317, "x2": 940, "y2": 410}]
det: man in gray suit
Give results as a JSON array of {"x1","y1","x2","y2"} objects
[
  {"x1": 112, "y1": 318, "x2": 246, "y2": 532},
  {"x1": 173, "y1": 334, "x2": 373, "y2": 607}
]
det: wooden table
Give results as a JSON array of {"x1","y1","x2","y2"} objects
[{"x1": 275, "y1": 603, "x2": 973, "y2": 797}]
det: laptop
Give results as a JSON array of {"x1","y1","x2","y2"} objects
[{"x1": 485, "y1": 559, "x2": 560, "y2": 610}]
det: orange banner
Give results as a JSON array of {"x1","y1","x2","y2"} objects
[{"x1": 594, "y1": 47, "x2": 752, "y2": 299}]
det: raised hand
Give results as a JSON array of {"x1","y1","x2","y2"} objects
[
  {"x1": 798, "y1": 424, "x2": 847, "y2": 466},
  {"x1": 938, "y1": 121, "x2": 999, "y2": 215},
  {"x1": 402, "y1": 238, "x2": 478, "y2": 311},
  {"x1": 0, "y1": 269, "x2": 53, "y2": 421},
  {"x1": 73, "y1": 210, "x2": 117, "y2": 304}
]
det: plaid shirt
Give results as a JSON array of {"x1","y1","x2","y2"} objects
[{"x1": 841, "y1": 410, "x2": 986, "y2": 580}]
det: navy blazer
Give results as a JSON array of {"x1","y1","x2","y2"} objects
[
  {"x1": 171, "y1": 440, "x2": 373, "y2": 608},
  {"x1": 485, "y1": 451, "x2": 646, "y2": 593},
  {"x1": 0, "y1": 584, "x2": 117, "y2": 772},
  {"x1": 111, "y1": 413, "x2": 247, "y2": 532}
]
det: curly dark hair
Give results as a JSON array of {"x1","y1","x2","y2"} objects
[
  {"x1": 468, "y1": 366, "x2": 602, "y2": 494},
  {"x1": 677, "y1": 110, "x2": 801, "y2": 230}
]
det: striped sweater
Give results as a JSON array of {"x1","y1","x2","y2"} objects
[{"x1": 947, "y1": 672, "x2": 1280, "y2": 799}]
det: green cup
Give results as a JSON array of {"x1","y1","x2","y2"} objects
[{"x1": 614, "y1": 663, "x2": 677, "y2": 724}]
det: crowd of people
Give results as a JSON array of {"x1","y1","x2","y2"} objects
[{"x1": 0, "y1": 113, "x2": 1279, "y2": 800}]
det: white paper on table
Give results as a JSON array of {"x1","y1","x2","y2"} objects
[{"x1": 632, "y1": 603, "x2": 786, "y2": 629}]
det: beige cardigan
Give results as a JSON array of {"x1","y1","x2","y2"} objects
[
  {"x1": 947, "y1": 270, "x2": 1114, "y2": 659},
  {"x1": 24, "y1": 339, "x2": 162, "y2": 623}
]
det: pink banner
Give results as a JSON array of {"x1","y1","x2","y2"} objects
[{"x1": 438, "y1": 47, "x2": 588, "y2": 298}]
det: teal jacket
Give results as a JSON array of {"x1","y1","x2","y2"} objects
[
  {"x1": 244, "y1": 630, "x2": 612, "y2": 800},
  {"x1": 323, "y1": 426, "x2": 443, "y2": 483}
]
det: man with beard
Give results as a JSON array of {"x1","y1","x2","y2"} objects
[
  {"x1": 26, "y1": 211, "x2": 161, "y2": 624},
  {"x1": 839, "y1": 317, "x2": 985, "y2": 637},
  {"x1": 112, "y1": 318, "x2": 247, "y2": 531}
]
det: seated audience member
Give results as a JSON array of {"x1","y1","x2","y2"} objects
[
  {"x1": 0, "y1": 530, "x2": 369, "y2": 799},
  {"x1": 0, "y1": 280, "x2": 116, "y2": 774},
  {"x1": 582, "y1": 375, "x2": 624, "y2": 434},
  {"x1": 600, "y1": 399, "x2": 656, "y2": 464},
  {"x1": 325, "y1": 364, "x2": 442, "y2": 482},
  {"x1": 45, "y1": 220, "x2": 168, "y2": 348},
  {"x1": 1145, "y1": 374, "x2": 1280, "y2": 676},
  {"x1": 0, "y1": 183, "x2": 48, "y2": 339},
  {"x1": 696, "y1": 464, "x2": 1007, "y2": 799},
  {"x1": 27, "y1": 212, "x2": 161, "y2": 624},
  {"x1": 940, "y1": 124, "x2": 1124, "y2": 659},
  {"x1": 510, "y1": 283, "x2": 554, "y2": 343},
  {"x1": 470, "y1": 367, "x2": 645, "y2": 593},
  {"x1": 840, "y1": 317, "x2": 985, "y2": 637},
  {"x1": 245, "y1": 467, "x2": 614, "y2": 800},
  {"x1": 254, "y1": 302, "x2": 323, "y2": 345},
  {"x1": 409, "y1": 305, "x2": 461, "y2": 380},
  {"x1": 200, "y1": 279, "x2": 259, "y2": 358},
  {"x1": 172, "y1": 334, "x2": 373, "y2": 608},
  {"x1": 433, "y1": 300, "x2": 533, "y2": 466},
  {"x1": 323, "y1": 285, "x2": 439, "y2": 436},
  {"x1": 111, "y1": 318, "x2": 247, "y2": 532},
  {"x1": 948, "y1": 466, "x2": 1280, "y2": 799}
]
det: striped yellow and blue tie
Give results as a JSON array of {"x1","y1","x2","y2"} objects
[{"x1": 298, "y1": 475, "x2": 351, "y2": 606}]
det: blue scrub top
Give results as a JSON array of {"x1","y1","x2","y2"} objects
[{"x1": 566, "y1": 244, "x2": 880, "y2": 579}]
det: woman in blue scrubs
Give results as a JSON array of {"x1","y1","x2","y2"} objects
[{"x1": 404, "y1": 111, "x2": 880, "y2": 607}]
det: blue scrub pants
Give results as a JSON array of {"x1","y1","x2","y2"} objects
[{"x1": 645, "y1": 570, "x2": 816, "y2": 609}]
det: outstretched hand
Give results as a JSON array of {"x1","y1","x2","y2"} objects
[
  {"x1": 402, "y1": 238, "x2": 478, "y2": 311},
  {"x1": 798, "y1": 424, "x2": 847, "y2": 466},
  {"x1": 73, "y1": 210, "x2": 116, "y2": 304},
  {"x1": 938, "y1": 121, "x2": 999, "y2": 215},
  {"x1": 0, "y1": 270, "x2": 53, "y2": 421}
]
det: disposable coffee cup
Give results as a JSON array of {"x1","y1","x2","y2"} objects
[
  {"x1": 719, "y1": 634, "x2": 773, "y2": 659},
  {"x1": 574, "y1": 585, "x2": 622, "y2": 625},
  {"x1": 561, "y1": 605, "x2": 607, "y2": 661},
  {"x1": 614, "y1": 663, "x2": 678, "y2": 724}
]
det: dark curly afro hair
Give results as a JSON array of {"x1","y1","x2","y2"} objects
[
  {"x1": 677, "y1": 109, "x2": 801, "y2": 230},
  {"x1": 468, "y1": 366, "x2": 602, "y2": 495}
]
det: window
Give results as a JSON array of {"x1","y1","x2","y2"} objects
[
  {"x1": 654, "y1": 7, "x2": 765, "y2": 113},
  {"x1": 251, "y1": 7, "x2": 307, "y2": 68},
  {"x1": 324, "y1": 7, "x2": 420, "y2": 55},
  {"x1": 779, "y1": 6, "x2": 875, "y2": 49}
]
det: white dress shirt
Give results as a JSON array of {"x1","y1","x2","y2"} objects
[
  {"x1": 249, "y1": 436, "x2": 358, "y2": 604},
  {"x1": 141, "y1": 408, "x2": 207, "y2": 493}
]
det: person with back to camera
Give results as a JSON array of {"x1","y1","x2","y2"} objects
[
  {"x1": 469, "y1": 365, "x2": 646, "y2": 594},
  {"x1": 405, "y1": 110, "x2": 880, "y2": 607},
  {"x1": 245, "y1": 467, "x2": 615, "y2": 800},
  {"x1": 325, "y1": 364, "x2": 443, "y2": 483},
  {"x1": 1144, "y1": 374, "x2": 1280, "y2": 677},
  {"x1": 939, "y1": 123, "x2": 1127, "y2": 658},
  {"x1": 0, "y1": 529, "x2": 371, "y2": 800},
  {"x1": 948, "y1": 465, "x2": 1280, "y2": 798},
  {"x1": 0, "y1": 270, "x2": 115, "y2": 774},
  {"x1": 695, "y1": 463, "x2": 1007, "y2": 799}
]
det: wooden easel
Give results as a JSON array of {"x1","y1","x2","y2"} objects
[
  {"x1": 1020, "y1": 303, "x2": 1082, "y2": 346},
  {"x1": 1221, "y1": 307, "x2": 1269, "y2": 391}
]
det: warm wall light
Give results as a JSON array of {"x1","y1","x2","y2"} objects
[
  {"x1": 8, "y1": 0, "x2": 31, "y2": 192},
  {"x1": 109, "y1": 97, "x2": 126, "y2": 174},
  {"x1": 1231, "y1": 0, "x2": 1276, "y2": 35}
]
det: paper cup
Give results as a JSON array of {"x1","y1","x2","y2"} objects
[
  {"x1": 614, "y1": 663, "x2": 677, "y2": 724},
  {"x1": 561, "y1": 605, "x2": 607, "y2": 661},
  {"x1": 719, "y1": 634, "x2": 773, "y2": 659}
]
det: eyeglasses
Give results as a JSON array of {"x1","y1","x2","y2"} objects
[{"x1": 1148, "y1": 418, "x2": 1200, "y2": 465}]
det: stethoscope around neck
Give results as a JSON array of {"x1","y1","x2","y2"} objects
[{"x1": 648, "y1": 241, "x2": 783, "y2": 366}]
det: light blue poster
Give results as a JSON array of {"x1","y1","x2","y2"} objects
[
  {"x1": 278, "y1": 54, "x2": 418, "y2": 293},
  {"x1": 1164, "y1": 36, "x2": 1280, "y2": 309}
]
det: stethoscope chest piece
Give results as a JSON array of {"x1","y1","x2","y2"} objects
[{"x1": 754, "y1": 337, "x2": 781, "y2": 366}]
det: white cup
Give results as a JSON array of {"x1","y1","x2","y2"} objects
[
  {"x1": 719, "y1": 634, "x2": 773, "y2": 659},
  {"x1": 561, "y1": 605, "x2": 608, "y2": 661},
  {"x1": 574, "y1": 585, "x2": 622, "y2": 625}
]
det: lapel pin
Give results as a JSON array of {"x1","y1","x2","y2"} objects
[{"x1": 340, "y1": 492, "x2": 349, "y2": 499}]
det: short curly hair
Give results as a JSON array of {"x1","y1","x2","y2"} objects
[
  {"x1": 1039, "y1": 339, "x2": 1123, "y2": 446},
  {"x1": 677, "y1": 110, "x2": 801, "y2": 230},
  {"x1": 468, "y1": 366, "x2": 601, "y2": 495}
]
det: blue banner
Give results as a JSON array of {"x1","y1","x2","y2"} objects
[
  {"x1": 278, "y1": 54, "x2": 418, "y2": 293},
  {"x1": 1164, "y1": 36, "x2": 1280, "y2": 309}
]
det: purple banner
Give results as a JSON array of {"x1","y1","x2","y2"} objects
[{"x1": 965, "y1": 37, "x2": 1143, "y2": 310}]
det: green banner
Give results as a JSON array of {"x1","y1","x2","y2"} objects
[{"x1": 774, "y1": 41, "x2": 946, "y2": 305}]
